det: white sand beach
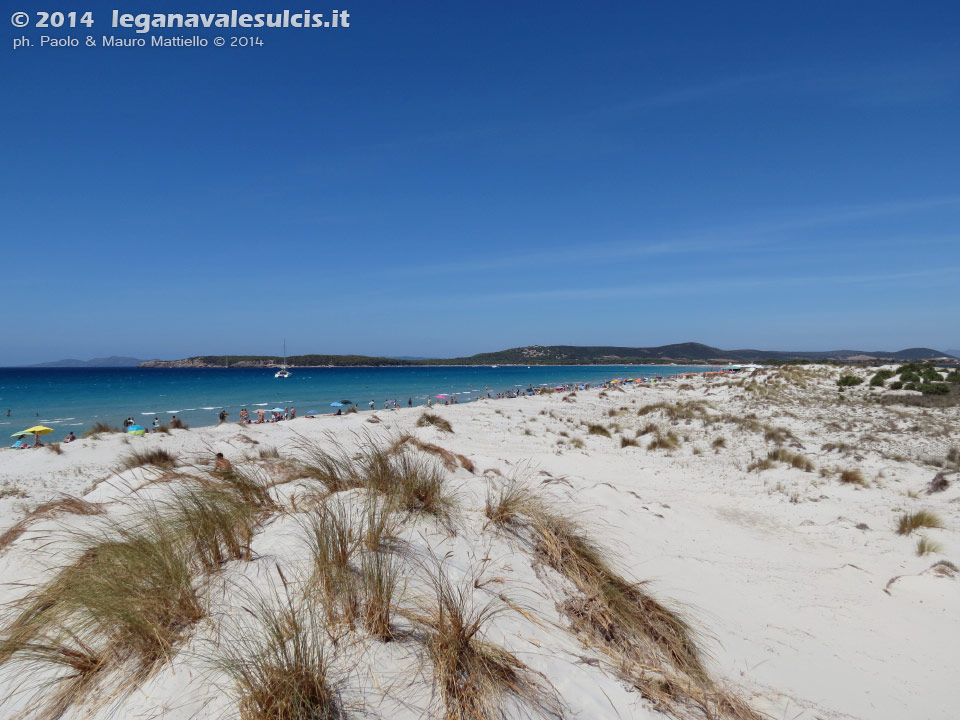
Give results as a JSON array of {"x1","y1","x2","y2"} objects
[{"x1": 0, "y1": 365, "x2": 957, "y2": 720}]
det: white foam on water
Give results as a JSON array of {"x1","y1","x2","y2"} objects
[
  {"x1": 253, "y1": 403, "x2": 268, "y2": 406},
  {"x1": 201, "y1": 407, "x2": 220, "y2": 410},
  {"x1": 165, "y1": 411, "x2": 180, "y2": 414}
]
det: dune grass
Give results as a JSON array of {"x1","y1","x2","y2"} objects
[
  {"x1": 896, "y1": 510, "x2": 943, "y2": 535},
  {"x1": 81, "y1": 421, "x2": 119, "y2": 439},
  {"x1": 0, "y1": 495, "x2": 104, "y2": 553},
  {"x1": 484, "y1": 484, "x2": 759, "y2": 718},
  {"x1": 359, "y1": 549, "x2": 401, "y2": 642},
  {"x1": 0, "y1": 514, "x2": 204, "y2": 682},
  {"x1": 118, "y1": 447, "x2": 179, "y2": 471},
  {"x1": 409, "y1": 562, "x2": 560, "y2": 720},
  {"x1": 216, "y1": 573, "x2": 344, "y2": 720},
  {"x1": 647, "y1": 430, "x2": 681, "y2": 451},
  {"x1": 916, "y1": 536, "x2": 943, "y2": 556},
  {"x1": 301, "y1": 501, "x2": 360, "y2": 629},
  {"x1": 586, "y1": 423, "x2": 611, "y2": 438},
  {"x1": 418, "y1": 413, "x2": 454, "y2": 433},
  {"x1": 166, "y1": 483, "x2": 261, "y2": 570},
  {"x1": 839, "y1": 469, "x2": 866, "y2": 486},
  {"x1": 767, "y1": 448, "x2": 814, "y2": 472}
]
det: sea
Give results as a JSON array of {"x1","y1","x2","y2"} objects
[{"x1": 0, "y1": 365, "x2": 714, "y2": 434}]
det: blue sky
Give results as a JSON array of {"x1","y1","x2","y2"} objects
[{"x1": 3, "y1": 1, "x2": 959, "y2": 364}]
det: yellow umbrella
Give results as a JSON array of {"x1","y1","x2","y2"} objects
[{"x1": 12, "y1": 426, "x2": 54, "y2": 440}]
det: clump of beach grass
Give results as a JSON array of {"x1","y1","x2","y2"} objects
[
  {"x1": 81, "y1": 421, "x2": 119, "y2": 439},
  {"x1": 767, "y1": 448, "x2": 814, "y2": 472},
  {"x1": 620, "y1": 435, "x2": 640, "y2": 448},
  {"x1": 391, "y1": 451, "x2": 458, "y2": 523},
  {"x1": 408, "y1": 561, "x2": 560, "y2": 720},
  {"x1": 916, "y1": 536, "x2": 943, "y2": 556},
  {"x1": 712, "y1": 436, "x2": 726, "y2": 449},
  {"x1": 301, "y1": 501, "x2": 360, "y2": 628},
  {"x1": 166, "y1": 483, "x2": 261, "y2": 569},
  {"x1": 418, "y1": 413, "x2": 454, "y2": 433},
  {"x1": 215, "y1": 571, "x2": 345, "y2": 720},
  {"x1": 586, "y1": 423, "x2": 611, "y2": 438},
  {"x1": 839, "y1": 469, "x2": 866, "y2": 486},
  {"x1": 647, "y1": 430, "x2": 680, "y2": 451},
  {"x1": 0, "y1": 495, "x2": 104, "y2": 553},
  {"x1": 896, "y1": 510, "x2": 943, "y2": 535},
  {"x1": 359, "y1": 549, "x2": 401, "y2": 642},
  {"x1": 118, "y1": 447, "x2": 179, "y2": 471},
  {"x1": 0, "y1": 513, "x2": 205, "y2": 689},
  {"x1": 215, "y1": 465, "x2": 278, "y2": 510}
]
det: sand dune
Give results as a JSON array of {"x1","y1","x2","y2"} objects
[{"x1": 0, "y1": 365, "x2": 956, "y2": 720}]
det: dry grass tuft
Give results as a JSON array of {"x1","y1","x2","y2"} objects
[
  {"x1": 359, "y1": 549, "x2": 401, "y2": 642},
  {"x1": 418, "y1": 413, "x2": 454, "y2": 433},
  {"x1": 216, "y1": 572, "x2": 345, "y2": 720},
  {"x1": 118, "y1": 447, "x2": 178, "y2": 471},
  {"x1": 586, "y1": 424, "x2": 611, "y2": 438},
  {"x1": 409, "y1": 562, "x2": 561, "y2": 720},
  {"x1": 767, "y1": 448, "x2": 814, "y2": 472},
  {"x1": 896, "y1": 510, "x2": 943, "y2": 535},
  {"x1": 166, "y1": 484, "x2": 260, "y2": 570},
  {"x1": 0, "y1": 513, "x2": 204, "y2": 688},
  {"x1": 81, "y1": 421, "x2": 119, "y2": 439},
  {"x1": 916, "y1": 536, "x2": 943, "y2": 556},
  {"x1": 647, "y1": 430, "x2": 681, "y2": 451},
  {"x1": 0, "y1": 496, "x2": 105, "y2": 553},
  {"x1": 839, "y1": 469, "x2": 866, "y2": 486}
]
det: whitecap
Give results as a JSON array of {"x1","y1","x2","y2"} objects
[{"x1": 165, "y1": 411, "x2": 180, "y2": 414}]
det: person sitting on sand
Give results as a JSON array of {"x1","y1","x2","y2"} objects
[
  {"x1": 214, "y1": 452, "x2": 233, "y2": 473},
  {"x1": 63, "y1": 431, "x2": 75, "y2": 443}
]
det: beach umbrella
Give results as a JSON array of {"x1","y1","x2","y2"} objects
[
  {"x1": 12, "y1": 425, "x2": 53, "y2": 443},
  {"x1": 127, "y1": 424, "x2": 145, "y2": 432},
  {"x1": 330, "y1": 402, "x2": 344, "y2": 407},
  {"x1": 435, "y1": 394, "x2": 448, "y2": 398},
  {"x1": 270, "y1": 408, "x2": 285, "y2": 413}
]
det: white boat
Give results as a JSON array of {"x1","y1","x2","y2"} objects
[{"x1": 275, "y1": 341, "x2": 291, "y2": 378}]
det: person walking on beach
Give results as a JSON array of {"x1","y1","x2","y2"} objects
[
  {"x1": 290, "y1": 407, "x2": 296, "y2": 419},
  {"x1": 408, "y1": 398, "x2": 412, "y2": 407},
  {"x1": 369, "y1": 400, "x2": 375, "y2": 410},
  {"x1": 153, "y1": 417, "x2": 160, "y2": 433}
]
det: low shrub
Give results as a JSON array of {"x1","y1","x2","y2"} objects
[{"x1": 837, "y1": 375, "x2": 863, "y2": 387}]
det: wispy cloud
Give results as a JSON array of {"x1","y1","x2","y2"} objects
[
  {"x1": 405, "y1": 194, "x2": 960, "y2": 275},
  {"x1": 454, "y1": 266, "x2": 960, "y2": 304}
]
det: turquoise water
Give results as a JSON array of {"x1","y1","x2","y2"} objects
[{"x1": 0, "y1": 365, "x2": 712, "y2": 434}]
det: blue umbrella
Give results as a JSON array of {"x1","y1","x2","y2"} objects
[
  {"x1": 127, "y1": 425, "x2": 145, "y2": 432},
  {"x1": 330, "y1": 402, "x2": 344, "y2": 407}
]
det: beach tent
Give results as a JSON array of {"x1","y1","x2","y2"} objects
[{"x1": 127, "y1": 424, "x2": 146, "y2": 436}]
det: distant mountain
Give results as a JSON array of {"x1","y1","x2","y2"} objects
[
  {"x1": 947, "y1": 350, "x2": 960, "y2": 360},
  {"x1": 139, "y1": 344, "x2": 959, "y2": 368},
  {"x1": 428, "y1": 343, "x2": 959, "y2": 365},
  {"x1": 30, "y1": 356, "x2": 146, "y2": 368},
  {"x1": 389, "y1": 356, "x2": 429, "y2": 361}
]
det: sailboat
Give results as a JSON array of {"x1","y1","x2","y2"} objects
[{"x1": 275, "y1": 341, "x2": 291, "y2": 378}]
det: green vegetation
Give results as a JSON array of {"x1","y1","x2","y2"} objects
[
  {"x1": 896, "y1": 510, "x2": 943, "y2": 536},
  {"x1": 837, "y1": 375, "x2": 864, "y2": 387},
  {"x1": 870, "y1": 369, "x2": 895, "y2": 387}
]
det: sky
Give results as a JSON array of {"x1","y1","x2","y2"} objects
[{"x1": 3, "y1": 1, "x2": 959, "y2": 364}]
